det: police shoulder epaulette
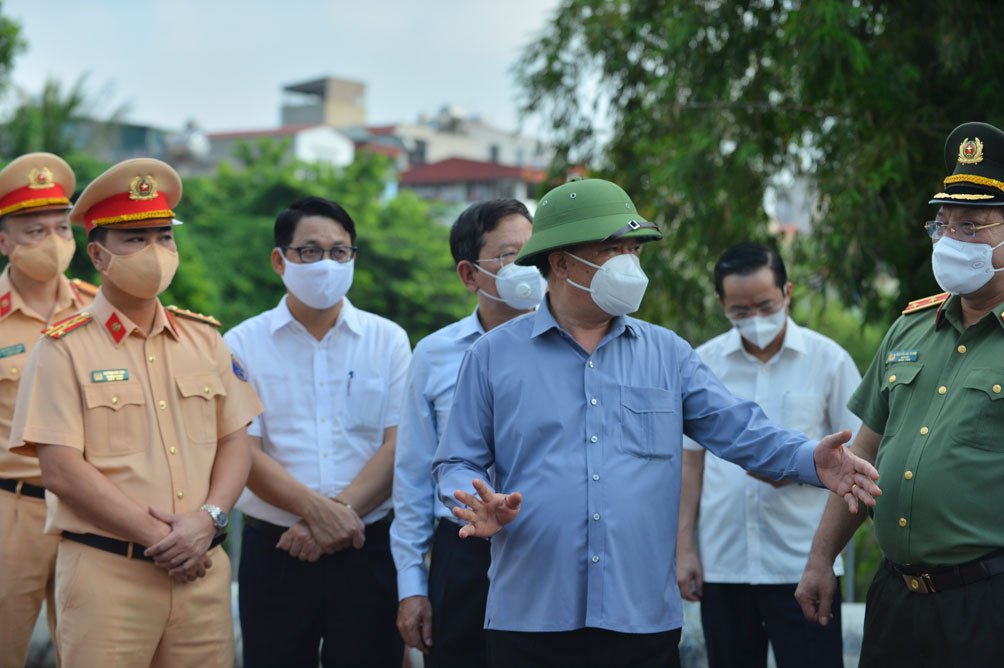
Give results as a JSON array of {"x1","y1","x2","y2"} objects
[
  {"x1": 166, "y1": 305, "x2": 221, "y2": 328},
  {"x1": 69, "y1": 278, "x2": 99, "y2": 297},
  {"x1": 43, "y1": 312, "x2": 93, "y2": 339},
  {"x1": 902, "y1": 292, "x2": 950, "y2": 315}
]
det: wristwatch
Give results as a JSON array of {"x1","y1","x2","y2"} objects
[{"x1": 200, "y1": 504, "x2": 229, "y2": 533}]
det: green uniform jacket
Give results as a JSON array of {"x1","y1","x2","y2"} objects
[{"x1": 849, "y1": 293, "x2": 1004, "y2": 566}]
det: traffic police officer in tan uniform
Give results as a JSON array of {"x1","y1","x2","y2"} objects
[
  {"x1": 7, "y1": 158, "x2": 263, "y2": 667},
  {"x1": 796, "y1": 122, "x2": 1004, "y2": 667},
  {"x1": 0, "y1": 152, "x2": 97, "y2": 668}
]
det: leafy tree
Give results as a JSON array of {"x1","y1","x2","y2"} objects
[
  {"x1": 517, "y1": 0, "x2": 1004, "y2": 344},
  {"x1": 0, "y1": 2, "x2": 22, "y2": 99}
]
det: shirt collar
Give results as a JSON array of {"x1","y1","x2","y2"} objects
[
  {"x1": 269, "y1": 295, "x2": 364, "y2": 338},
  {"x1": 89, "y1": 290, "x2": 178, "y2": 346},
  {"x1": 456, "y1": 307, "x2": 486, "y2": 341},
  {"x1": 934, "y1": 293, "x2": 1004, "y2": 334},
  {"x1": 0, "y1": 266, "x2": 90, "y2": 323},
  {"x1": 530, "y1": 296, "x2": 637, "y2": 340}
]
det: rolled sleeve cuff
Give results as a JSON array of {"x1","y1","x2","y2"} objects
[
  {"x1": 397, "y1": 565, "x2": 429, "y2": 601},
  {"x1": 792, "y1": 440, "x2": 822, "y2": 486}
]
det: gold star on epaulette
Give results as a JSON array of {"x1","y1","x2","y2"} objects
[
  {"x1": 166, "y1": 305, "x2": 221, "y2": 328},
  {"x1": 43, "y1": 312, "x2": 93, "y2": 339},
  {"x1": 902, "y1": 292, "x2": 950, "y2": 315}
]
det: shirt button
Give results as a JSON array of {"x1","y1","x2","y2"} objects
[
  {"x1": 169, "y1": 446, "x2": 177, "y2": 455},
  {"x1": 591, "y1": 555, "x2": 600, "y2": 563},
  {"x1": 148, "y1": 355, "x2": 155, "y2": 363},
  {"x1": 590, "y1": 398, "x2": 598, "y2": 406},
  {"x1": 938, "y1": 386, "x2": 947, "y2": 395},
  {"x1": 321, "y1": 417, "x2": 327, "y2": 422},
  {"x1": 920, "y1": 426, "x2": 929, "y2": 435},
  {"x1": 899, "y1": 517, "x2": 908, "y2": 527},
  {"x1": 760, "y1": 367, "x2": 767, "y2": 374},
  {"x1": 588, "y1": 360, "x2": 594, "y2": 368},
  {"x1": 904, "y1": 470, "x2": 913, "y2": 480},
  {"x1": 994, "y1": 384, "x2": 1002, "y2": 394},
  {"x1": 590, "y1": 435, "x2": 598, "y2": 443},
  {"x1": 111, "y1": 396, "x2": 119, "y2": 405},
  {"x1": 204, "y1": 386, "x2": 211, "y2": 395},
  {"x1": 9, "y1": 367, "x2": 16, "y2": 375},
  {"x1": 888, "y1": 374, "x2": 896, "y2": 383},
  {"x1": 158, "y1": 400, "x2": 167, "y2": 410},
  {"x1": 592, "y1": 474, "x2": 600, "y2": 481},
  {"x1": 592, "y1": 513, "x2": 600, "y2": 521},
  {"x1": 177, "y1": 491, "x2": 184, "y2": 499},
  {"x1": 957, "y1": 345, "x2": 967, "y2": 354},
  {"x1": 319, "y1": 381, "x2": 324, "y2": 386}
]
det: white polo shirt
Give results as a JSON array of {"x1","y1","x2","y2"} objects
[
  {"x1": 682, "y1": 318, "x2": 862, "y2": 583},
  {"x1": 225, "y1": 296, "x2": 411, "y2": 526}
]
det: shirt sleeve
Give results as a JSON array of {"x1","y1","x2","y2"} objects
[
  {"x1": 433, "y1": 344, "x2": 495, "y2": 510},
  {"x1": 214, "y1": 331, "x2": 264, "y2": 440},
  {"x1": 222, "y1": 328, "x2": 262, "y2": 438},
  {"x1": 390, "y1": 346, "x2": 438, "y2": 599},
  {"x1": 381, "y1": 326, "x2": 412, "y2": 430},
  {"x1": 826, "y1": 347, "x2": 863, "y2": 439},
  {"x1": 679, "y1": 343, "x2": 821, "y2": 485},
  {"x1": 9, "y1": 337, "x2": 84, "y2": 456},
  {"x1": 847, "y1": 320, "x2": 899, "y2": 435}
]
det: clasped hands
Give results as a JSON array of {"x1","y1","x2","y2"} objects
[{"x1": 276, "y1": 496, "x2": 365, "y2": 562}]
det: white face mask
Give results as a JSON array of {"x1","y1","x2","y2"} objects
[
  {"x1": 565, "y1": 252, "x2": 649, "y2": 316},
  {"x1": 280, "y1": 253, "x2": 354, "y2": 309},
  {"x1": 729, "y1": 304, "x2": 787, "y2": 350},
  {"x1": 931, "y1": 235, "x2": 1004, "y2": 295},
  {"x1": 475, "y1": 261, "x2": 545, "y2": 310}
]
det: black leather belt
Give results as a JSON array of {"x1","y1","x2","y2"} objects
[
  {"x1": 885, "y1": 551, "x2": 1004, "y2": 594},
  {"x1": 245, "y1": 511, "x2": 393, "y2": 545},
  {"x1": 0, "y1": 477, "x2": 45, "y2": 499},
  {"x1": 62, "y1": 531, "x2": 226, "y2": 561}
]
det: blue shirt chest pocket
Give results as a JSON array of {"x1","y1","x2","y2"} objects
[{"x1": 618, "y1": 385, "x2": 680, "y2": 459}]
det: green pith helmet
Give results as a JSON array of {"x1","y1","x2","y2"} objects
[
  {"x1": 930, "y1": 121, "x2": 1004, "y2": 206},
  {"x1": 514, "y1": 178, "x2": 662, "y2": 266}
]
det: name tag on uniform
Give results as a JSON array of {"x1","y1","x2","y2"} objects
[
  {"x1": 0, "y1": 343, "x2": 25, "y2": 358},
  {"x1": 91, "y1": 369, "x2": 129, "y2": 383},
  {"x1": 887, "y1": 350, "x2": 918, "y2": 363}
]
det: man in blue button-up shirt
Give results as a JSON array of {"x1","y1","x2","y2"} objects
[
  {"x1": 432, "y1": 178, "x2": 881, "y2": 668},
  {"x1": 391, "y1": 199, "x2": 539, "y2": 666}
]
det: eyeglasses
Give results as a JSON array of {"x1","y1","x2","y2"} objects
[
  {"x1": 474, "y1": 251, "x2": 518, "y2": 267},
  {"x1": 924, "y1": 220, "x2": 1004, "y2": 240},
  {"x1": 283, "y1": 245, "x2": 357, "y2": 263},
  {"x1": 727, "y1": 301, "x2": 785, "y2": 320}
]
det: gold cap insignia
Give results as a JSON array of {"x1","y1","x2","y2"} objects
[
  {"x1": 958, "y1": 137, "x2": 984, "y2": 165},
  {"x1": 129, "y1": 175, "x2": 159, "y2": 200},
  {"x1": 28, "y1": 166, "x2": 55, "y2": 190}
]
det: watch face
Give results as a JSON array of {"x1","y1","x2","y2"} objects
[{"x1": 216, "y1": 509, "x2": 229, "y2": 529}]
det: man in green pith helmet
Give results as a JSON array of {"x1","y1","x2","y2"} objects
[
  {"x1": 431, "y1": 177, "x2": 880, "y2": 668},
  {"x1": 797, "y1": 121, "x2": 1004, "y2": 668}
]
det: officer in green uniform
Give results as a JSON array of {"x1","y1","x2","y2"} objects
[{"x1": 796, "y1": 121, "x2": 1004, "y2": 667}]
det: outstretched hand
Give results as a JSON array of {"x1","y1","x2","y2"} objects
[
  {"x1": 814, "y1": 429, "x2": 881, "y2": 513},
  {"x1": 452, "y1": 479, "x2": 521, "y2": 538}
]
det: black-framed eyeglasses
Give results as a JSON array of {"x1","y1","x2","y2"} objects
[
  {"x1": 283, "y1": 245, "x2": 357, "y2": 263},
  {"x1": 924, "y1": 220, "x2": 1004, "y2": 240}
]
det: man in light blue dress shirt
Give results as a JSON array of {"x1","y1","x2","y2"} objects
[
  {"x1": 432, "y1": 178, "x2": 882, "y2": 668},
  {"x1": 391, "y1": 199, "x2": 540, "y2": 666}
]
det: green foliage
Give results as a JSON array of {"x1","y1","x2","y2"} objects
[
  {"x1": 172, "y1": 144, "x2": 473, "y2": 341},
  {"x1": 0, "y1": 3, "x2": 23, "y2": 98},
  {"x1": 517, "y1": 0, "x2": 1004, "y2": 344}
]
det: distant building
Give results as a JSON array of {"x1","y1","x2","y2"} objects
[
  {"x1": 281, "y1": 77, "x2": 367, "y2": 128},
  {"x1": 399, "y1": 157, "x2": 546, "y2": 208},
  {"x1": 205, "y1": 124, "x2": 354, "y2": 170}
]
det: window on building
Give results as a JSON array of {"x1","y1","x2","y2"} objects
[{"x1": 489, "y1": 144, "x2": 500, "y2": 163}]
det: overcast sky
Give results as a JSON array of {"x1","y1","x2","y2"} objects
[{"x1": 5, "y1": 0, "x2": 563, "y2": 136}]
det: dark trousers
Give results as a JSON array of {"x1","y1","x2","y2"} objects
[
  {"x1": 425, "y1": 519, "x2": 491, "y2": 668},
  {"x1": 486, "y1": 627, "x2": 681, "y2": 668},
  {"x1": 239, "y1": 516, "x2": 402, "y2": 668},
  {"x1": 700, "y1": 582, "x2": 843, "y2": 668},
  {"x1": 859, "y1": 560, "x2": 1004, "y2": 668}
]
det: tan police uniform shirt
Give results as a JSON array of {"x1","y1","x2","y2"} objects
[
  {"x1": 0, "y1": 266, "x2": 93, "y2": 483},
  {"x1": 8, "y1": 290, "x2": 263, "y2": 538}
]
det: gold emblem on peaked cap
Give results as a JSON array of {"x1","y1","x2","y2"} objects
[
  {"x1": 28, "y1": 167, "x2": 55, "y2": 190},
  {"x1": 129, "y1": 175, "x2": 159, "y2": 200},
  {"x1": 958, "y1": 137, "x2": 984, "y2": 165}
]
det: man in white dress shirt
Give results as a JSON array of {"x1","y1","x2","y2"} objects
[
  {"x1": 676, "y1": 242, "x2": 861, "y2": 668},
  {"x1": 390, "y1": 199, "x2": 539, "y2": 666},
  {"x1": 224, "y1": 196, "x2": 412, "y2": 668}
]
